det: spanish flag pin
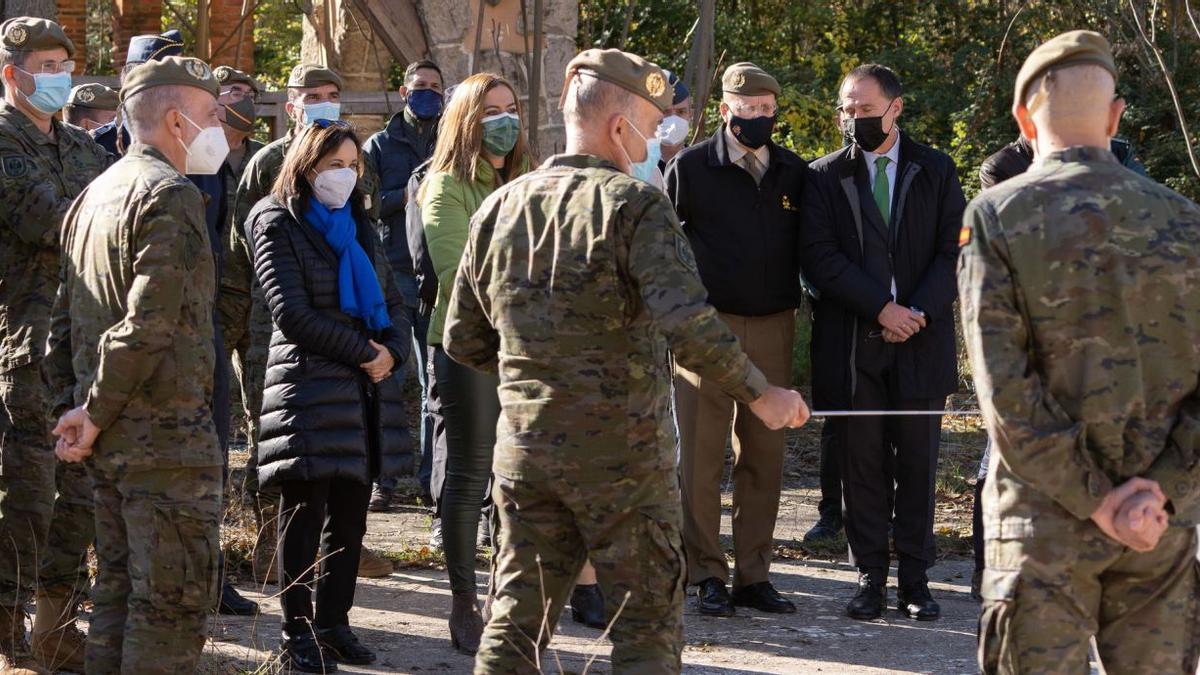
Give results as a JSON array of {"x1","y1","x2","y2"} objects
[{"x1": 958, "y1": 225, "x2": 972, "y2": 247}]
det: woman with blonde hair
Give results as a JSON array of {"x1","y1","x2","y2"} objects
[{"x1": 420, "y1": 72, "x2": 533, "y2": 653}]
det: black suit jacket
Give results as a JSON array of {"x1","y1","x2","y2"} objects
[{"x1": 800, "y1": 132, "x2": 965, "y2": 408}]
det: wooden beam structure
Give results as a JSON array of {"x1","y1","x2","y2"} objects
[{"x1": 349, "y1": 0, "x2": 428, "y2": 64}]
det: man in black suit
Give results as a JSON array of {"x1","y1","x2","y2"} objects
[{"x1": 800, "y1": 64, "x2": 964, "y2": 622}]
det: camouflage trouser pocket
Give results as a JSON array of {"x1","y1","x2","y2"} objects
[
  {"x1": 978, "y1": 569, "x2": 1020, "y2": 675},
  {"x1": 638, "y1": 506, "x2": 686, "y2": 617},
  {"x1": 149, "y1": 501, "x2": 219, "y2": 612}
]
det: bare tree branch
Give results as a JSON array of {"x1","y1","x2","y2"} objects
[{"x1": 1127, "y1": 0, "x2": 1200, "y2": 178}]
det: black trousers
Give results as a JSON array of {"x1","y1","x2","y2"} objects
[
  {"x1": 842, "y1": 333, "x2": 942, "y2": 585},
  {"x1": 817, "y1": 419, "x2": 842, "y2": 522},
  {"x1": 433, "y1": 347, "x2": 500, "y2": 594},
  {"x1": 278, "y1": 478, "x2": 371, "y2": 636}
]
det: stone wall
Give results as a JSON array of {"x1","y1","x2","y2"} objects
[{"x1": 299, "y1": 0, "x2": 578, "y2": 157}]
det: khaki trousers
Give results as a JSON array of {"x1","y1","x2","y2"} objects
[{"x1": 675, "y1": 310, "x2": 794, "y2": 589}]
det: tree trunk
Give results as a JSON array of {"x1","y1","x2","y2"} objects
[{"x1": 2, "y1": 0, "x2": 58, "y2": 20}]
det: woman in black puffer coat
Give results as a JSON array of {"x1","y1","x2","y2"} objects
[{"x1": 248, "y1": 121, "x2": 411, "y2": 672}]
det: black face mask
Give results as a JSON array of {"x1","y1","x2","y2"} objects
[
  {"x1": 843, "y1": 101, "x2": 895, "y2": 152},
  {"x1": 729, "y1": 114, "x2": 776, "y2": 149}
]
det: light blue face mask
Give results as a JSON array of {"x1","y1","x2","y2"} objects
[
  {"x1": 19, "y1": 70, "x2": 71, "y2": 114},
  {"x1": 299, "y1": 101, "x2": 340, "y2": 126},
  {"x1": 622, "y1": 118, "x2": 662, "y2": 184}
]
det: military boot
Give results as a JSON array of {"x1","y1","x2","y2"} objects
[
  {"x1": 0, "y1": 605, "x2": 50, "y2": 675},
  {"x1": 31, "y1": 593, "x2": 86, "y2": 673}
]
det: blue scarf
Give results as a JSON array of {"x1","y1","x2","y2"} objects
[{"x1": 304, "y1": 197, "x2": 393, "y2": 331}]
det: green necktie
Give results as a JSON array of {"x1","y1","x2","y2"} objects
[{"x1": 873, "y1": 155, "x2": 891, "y2": 224}]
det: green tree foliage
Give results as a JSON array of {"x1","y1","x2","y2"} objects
[
  {"x1": 580, "y1": 0, "x2": 1200, "y2": 199},
  {"x1": 252, "y1": 0, "x2": 304, "y2": 89}
]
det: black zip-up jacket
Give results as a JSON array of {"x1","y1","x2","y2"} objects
[{"x1": 664, "y1": 126, "x2": 807, "y2": 317}]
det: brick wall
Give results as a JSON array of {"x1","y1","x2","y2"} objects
[
  {"x1": 57, "y1": 0, "x2": 87, "y2": 70},
  {"x1": 112, "y1": 0, "x2": 162, "y2": 68},
  {"x1": 209, "y1": 0, "x2": 254, "y2": 71}
]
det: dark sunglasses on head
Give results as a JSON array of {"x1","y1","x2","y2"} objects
[{"x1": 313, "y1": 118, "x2": 350, "y2": 128}]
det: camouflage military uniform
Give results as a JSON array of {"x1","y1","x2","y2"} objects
[
  {"x1": 959, "y1": 146, "x2": 1200, "y2": 674},
  {"x1": 444, "y1": 154, "x2": 770, "y2": 673},
  {"x1": 45, "y1": 143, "x2": 222, "y2": 674},
  {"x1": 0, "y1": 99, "x2": 109, "y2": 616},
  {"x1": 219, "y1": 129, "x2": 380, "y2": 497}
]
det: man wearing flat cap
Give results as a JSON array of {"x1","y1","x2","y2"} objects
[
  {"x1": 64, "y1": 82, "x2": 118, "y2": 132},
  {"x1": 444, "y1": 47, "x2": 809, "y2": 672},
  {"x1": 219, "y1": 63, "x2": 393, "y2": 582},
  {"x1": 664, "y1": 61, "x2": 808, "y2": 619},
  {"x1": 45, "y1": 55, "x2": 227, "y2": 674},
  {"x1": 800, "y1": 63, "x2": 965, "y2": 622},
  {"x1": 960, "y1": 30, "x2": 1200, "y2": 674},
  {"x1": 0, "y1": 15, "x2": 111, "y2": 673}
]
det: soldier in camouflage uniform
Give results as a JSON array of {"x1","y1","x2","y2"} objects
[
  {"x1": 0, "y1": 17, "x2": 111, "y2": 674},
  {"x1": 444, "y1": 48, "x2": 809, "y2": 673},
  {"x1": 44, "y1": 57, "x2": 226, "y2": 675},
  {"x1": 218, "y1": 62, "x2": 391, "y2": 580},
  {"x1": 960, "y1": 31, "x2": 1200, "y2": 674}
]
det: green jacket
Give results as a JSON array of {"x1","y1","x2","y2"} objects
[{"x1": 422, "y1": 160, "x2": 507, "y2": 345}]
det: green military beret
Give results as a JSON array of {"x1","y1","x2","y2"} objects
[
  {"x1": 562, "y1": 48, "x2": 672, "y2": 112},
  {"x1": 0, "y1": 16, "x2": 74, "y2": 57},
  {"x1": 68, "y1": 83, "x2": 119, "y2": 111},
  {"x1": 286, "y1": 63, "x2": 343, "y2": 90},
  {"x1": 721, "y1": 62, "x2": 780, "y2": 97},
  {"x1": 214, "y1": 65, "x2": 261, "y2": 94},
  {"x1": 1014, "y1": 30, "x2": 1117, "y2": 105},
  {"x1": 119, "y1": 56, "x2": 220, "y2": 103}
]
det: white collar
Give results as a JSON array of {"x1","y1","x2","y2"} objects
[{"x1": 863, "y1": 132, "x2": 901, "y2": 168}]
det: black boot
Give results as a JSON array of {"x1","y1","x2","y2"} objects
[
  {"x1": 316, "y1": 625, "x2": 376, "y2": 665},
  {"x1": 449, "y1": 591, "x2": 484, "y2": 655},
  {"x1": 803, "y1": 513, "x2": 843, "y2": 542},
  {"x1": 569, "y1": 584, "x2": 606, "y2": 629},
  {"x1": 281, "y1": 633, "x2": 337, "y2": 673},
  {"x1": 218, "y1": 582, "x2": 260, "y2": 616},
  {"x1": 897, "y1": 581, "x2": 941, "y2": 621},
  {"x1": 846, "y1": 573, "x2": 886, "y2": 621}
]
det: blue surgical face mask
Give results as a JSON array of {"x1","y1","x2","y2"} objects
[
  {"x1": 620, "y1": 117, "x2": 662, "y2": 184},
  {"x1": 19, "y1": 69, "x2": 71, "y2": 115},
  {"x1": 407, "y1": 88, "x2": 444, "y2": 120},
  {"x1": 298, "y1": 100, "x2": 340, "y2": 126}
]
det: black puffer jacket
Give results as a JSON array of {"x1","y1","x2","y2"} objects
[{"x1": 249, "y1": 193, "x2": 413, "y2": 488}]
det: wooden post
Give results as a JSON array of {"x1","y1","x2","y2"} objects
[
  {"x1": 528, "y1": 0, "x2": 543, "y2": 152},
  {"x1": 196, "y1": 0, "x2": 211, "y2": 61}
]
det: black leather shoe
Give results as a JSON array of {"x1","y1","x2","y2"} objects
[
  {"x1": 281, "y1": 635, "x2": 337, "y2": 673},
  {"x1": 846, "y1": 575, "x2": 886, "y2": 620},
  {"x1": 803, "y1": 515, "x2": 843, "y2": 542},
  {"x1": 897, "y1": 582, "x2": 941, "y2": 621},
  {"x1": 218, "y1": 583, "x2": 260, "y2": 616},
  {"x1": 732, "y1": 582, "x2": 796, "y2": 614},
  {"x1": 695, "y1": 577, "x2": 735, "y2": 617},
  {"x1": 570, "y1": 583, "x2": 606, "y2": 629},
  {"x1": 317, "y1": 625, "x2": 376, "y2": 665}
]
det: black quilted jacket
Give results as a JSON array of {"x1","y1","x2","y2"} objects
[{"x1": 248, "y1": 192, "x2": 413, "y2": 487}]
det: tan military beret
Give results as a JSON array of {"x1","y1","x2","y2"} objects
[
  {"x1": 119, "y1": 56, "x2": 220, "y2": 102},
  {"x1": 562, "y1": 48, "x2": 672, "y2": 112},
  {"x1": 722, "y1": 62, "x2": 780, "y2": 97},
  {"x1": 286, "y1": 64, "x2": 343, "y2": 90},
  {"x1": 68, "y1": 83, "x2": 119, "y2": 111},
  {"x1": 0, "y1": 16, "x2": 74, "y2": 57},
  {"x1": 1014, "y1": 30, "x2": 1117, "y2": 105},
  {"x1": 214, "y1": 65, "x2": 261, "y2": 94}
]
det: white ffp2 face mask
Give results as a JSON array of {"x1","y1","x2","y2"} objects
[
  {"x1": 658, "y1": 114, "x2": 690, "y2": 146},
  {"x1": 312, "y1": 167, "x2": 358, "y2": 209},
  {"x1": 178, "y1": 112, "x2": 230, "y2": 175}
]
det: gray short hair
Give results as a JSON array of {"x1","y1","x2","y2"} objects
[
  {"x1": 562, "y1": 73, "x2": 635, "y2": 127},
  {"x1": 123, "y1": 85, "x2": 188, "y2": 142},
  {"x1": 0, "y1": 47, "x2": 28, "y2": 70}
]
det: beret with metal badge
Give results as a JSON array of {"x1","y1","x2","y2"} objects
[
  {"x1": 286, "y1": 63, "x2": 344, "y2": 90},
  {"x1": 119, "y1": 56, "x2": 220, "y2": 102},
  {"x1": 69, "y1": 83, "x2": 119, "y2": 111},
  {"x1": 722, "y1": 62, "x2": 781, "y2": 97},
  {"x1": 561, "y1": 48, "x2": 672, "y2": 112},
  {"x1": 1014, "y1": 30, "x2": 1117, "y2": 105},
  {"x1": 0, "y1": 16, "x2": 74, "y2": 56}
]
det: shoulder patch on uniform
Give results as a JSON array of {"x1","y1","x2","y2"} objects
[
  {"x1": 958, "y1": 224, "x2": 972, "y2": 247},
  {"x1": 2, "y1": 155, "x2": 28, "y2": 178},
  {"x1": 675, "y1": 233, "x2": 699, "y2": 273}
]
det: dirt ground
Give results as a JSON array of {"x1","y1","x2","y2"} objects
[{"x1": 182, "y1": 415, "x2": 988, "y2": 674}]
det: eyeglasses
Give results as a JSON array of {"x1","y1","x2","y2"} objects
[
  {"x1": 19, "y1": 60, "x2": 75, "y2": 76},
  {"x1": 221, "y1": 87, "x2": 258, "y2": 103},
  {"x1": 727, "y1": 101, "x2": 777, "y2": 117},
  {"x1": 312, "y1": 118, "x2": 350, "y2": 129}
]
